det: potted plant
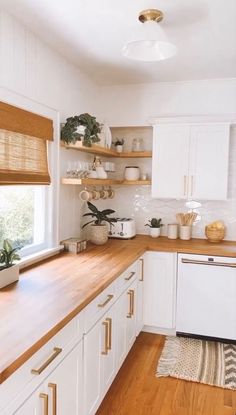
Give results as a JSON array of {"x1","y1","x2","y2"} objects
[
  {"x1": 0, "y1": 239, "x2": 21, "y2": 289},
  {"x1": 145, "y1": 218, "x2": 163, "y2": 238},
  {"x1": 82, "y1": 202, "x2": 117, "y2": 245},
  {"x1": 61, "y1": 113, "x2": 101, "y2": 147},
  {"x1": 113, "y1": 138, "x2": 124, "y2": 153}
]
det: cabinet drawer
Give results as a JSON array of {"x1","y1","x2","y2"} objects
[
  {"x1": 84, "y1": 281, "x2": 116, "y2": 333},
  {"x1": 116, "y1": 261, "x2": 138, "y2": 297},
  {"x1": 0, "y1": 312, "x2": 84, "y2": 414}
]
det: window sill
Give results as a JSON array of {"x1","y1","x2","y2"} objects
[{"x1": 19, "y1": 246, "x2": 64, "y2": 270}]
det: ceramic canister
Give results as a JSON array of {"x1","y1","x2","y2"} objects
[{"x1": 124, "y1": 166, "x2": 140, "y2": 181}]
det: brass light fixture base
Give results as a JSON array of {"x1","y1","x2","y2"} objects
[{"x1": 139, "y1": 9, "x2": 164, "y2": 23}]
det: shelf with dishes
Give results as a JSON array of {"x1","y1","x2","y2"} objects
[
  {"x1": 61, "y1": 143, "x2": 152, "y2": 158},
  {"x1": 61, "y1": 178, "x2": 151, "y2": 186}
]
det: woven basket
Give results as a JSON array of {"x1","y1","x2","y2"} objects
[{"x1": 205, "y1": 227, "x2": 225, "y2": 243}]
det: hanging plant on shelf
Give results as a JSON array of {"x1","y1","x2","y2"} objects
[{"x1": 61, "y1": 113, "x2": 102, "y2": 147}]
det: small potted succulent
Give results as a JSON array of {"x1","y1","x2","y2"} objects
[
  {"x1": 113, "y1": 138, "x2": 124, "y2": 153},
  {"x1": 61, "y1": 113, "x2": 101, "y2": 147},
  {"x1": 82, "y1": 202, "x2": 117, "y2": 245},
  {"x1": 145, "y1": 218, "x2": 163, "y2": 238},
  {"x1": 0, "y1": 239, "x2": 21, "y2": 289}
]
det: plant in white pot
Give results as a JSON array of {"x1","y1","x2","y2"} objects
[
  {"x1": 0, "y1": 239, "x2": 21, "y2": 289},
  {"x1": 113, "y1": 138, "x2": 124, "y2": 153},
  {"x1": 82, "y1": 202, "x2": 117, "y2": 245},
  {"x1": 145, "y1": 218, "x2": 163, "y2": 238}
]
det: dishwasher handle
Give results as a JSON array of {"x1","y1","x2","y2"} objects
[{"x1": 181, "y1": 258, "x2": 236, "y2": 268}]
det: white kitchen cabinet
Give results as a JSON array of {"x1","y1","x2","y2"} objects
[
  {"x1": 143, "y1": 252, "x2": 177, "y2": 332},
  {"x1": 152, "y1": 122, "x2": 230, "y2": 200},
  {"x1": 83, "y1": 307, "x2": 116, "y2": 415},
  {"x1": 14, "y1": 341, "x2": 83, "y2": 415}
]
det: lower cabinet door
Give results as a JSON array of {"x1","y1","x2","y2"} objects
[
  {"x1": 84, "y1": 308, "x2": 116, "y2": 415},
  {"x1": 136, "y1": 257, "x2": 144, "y2": 336},
  {"x1": 14, "y1": 392, "x2": 39, "y2": 415},
  {"x1": 114, "y1": 292, "x2": 127, "y2": 369},
  {"x1": 46, "y1": 342, "x2": 83, "y2": 415},
  {"x1": 14, "y1": 342, "x2": 83, "y2": 415},
  {"x1": 143, "y1": 252, "x2": 177, "y2": 330}
]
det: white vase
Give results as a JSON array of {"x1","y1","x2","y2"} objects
[
  {"x1": 0, "y1": 264, "x2": 19, "y2": 289},
  {"x1": 90, "y1": 224, "x2": 108, "y2": 245},
  {"x1": 116, "y1": 145, "x2": 123, "y2": 153},
  {"x1": 150, "y1": 228, "x2": 161, "y2": 238}
]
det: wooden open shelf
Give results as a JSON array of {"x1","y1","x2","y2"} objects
[
  {"x1": 61, "y1": 143, "x2": 152, "y2": 158},
  {"x1": 61, "y1": 178, "x2": 151, "y2": 186}
]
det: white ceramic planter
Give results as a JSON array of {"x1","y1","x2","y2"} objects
[
  {"x1": 0, "y1": 264, "x2": 19, "y2": 289},
  {"x1": 116, "y1": 145, "x2": 123, "y2": 153},
  {"x1": 150, "y1": 228, "x2": 161, "y2": 238},
  {"x1": 90, "y1": 224, "x2": 108, "y2": 245}
]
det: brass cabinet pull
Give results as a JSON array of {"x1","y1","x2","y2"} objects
[
  {"x1": 191, "y1": 175, "x2": 194, "y2": 197},
  {"x1": 139, "y1": 258, "x2": 144, "y2": 281},
  {"x1": 127, "y1": 290, "x2": 133, "y2": 318},
  {"x1": 40, "y1": 393, "x2": 48, "y2": 415},
  {"x1": 125, "y1": 271, "x2": 135, "y2": 281},
  {"x1": 101, "y1": 320, "x2": 109, "y2": 355},
  {"x1": 48, "y1": 383, "x2": 57, "y2": 415},
  {"x1": 98, "y1": 294, "x2": 114, "y2": 308},
  {"x1": 31, "y1": 347, "x2": 62, "y2": 375},
  {"x1": 130, "y1": 289, "x2": 134, "y2": 316},
  {"x1": 184, "y1": 175, "x2": 187, "y2": 196},
  {"x1": 107, "y1": 318, "x2": 112, "y2": 350}
]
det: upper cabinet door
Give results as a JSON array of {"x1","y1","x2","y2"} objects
[
  {"x1": 189, "y1": 124, "x2": 230, "y2": 200},
  {"x1": 152, "y1": 124, "x2": 190, "y2": 199}
]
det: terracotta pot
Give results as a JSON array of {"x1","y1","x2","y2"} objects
[
  {"x1": 150, "y1": 228, "x2": 161, "y2": 238},
  {"x1": 90, "y1": 224, "x2": 108, "y2": 245},
  {"x1": 0, "y1": 264, "x2": 19, "y2": 289}
]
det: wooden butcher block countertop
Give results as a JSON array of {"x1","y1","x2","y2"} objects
[{"x1": 1, "y1": 235, "x2": 236, "y2": 384}]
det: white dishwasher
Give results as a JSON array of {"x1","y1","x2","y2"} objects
[{"x1": 176, "y1": 253, "x2": 236, "y2": 342}]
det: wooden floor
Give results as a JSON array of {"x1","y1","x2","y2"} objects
[{"x1": 96, "y1": 333, "x2": 236, "y2": 415}]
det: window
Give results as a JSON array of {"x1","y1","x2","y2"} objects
[
  {"x1": 0, "y1": 185, "x2": 51, "y2": 256},
  {"x1": 0, "y1": 92, "x2": 59, "y2": 259}
]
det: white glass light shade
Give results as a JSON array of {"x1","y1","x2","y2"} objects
[{"x1": 122, "y1": 20, "x2": 177, "y2": 61}]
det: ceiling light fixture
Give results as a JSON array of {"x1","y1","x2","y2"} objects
[{"x1": 122, "y1": 9, "x2": 177, "y2": 62}]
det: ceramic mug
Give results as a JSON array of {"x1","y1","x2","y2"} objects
[
  {"x1": 100, "y1": 188, "x2": 109, "y2": 199},
  {"x1": 108, "y1": 187, "x2": 115, "y2": 199},
  {"x1": 91, "y1": 188, "x2": 100, "y2": 200},
  {"x1": 79, "y1": 189, "x2": 93, "y2": 202}
]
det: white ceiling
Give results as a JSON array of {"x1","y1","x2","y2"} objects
[{"x1": 0, "y1": 0, "x2": 236, "y2": 85}]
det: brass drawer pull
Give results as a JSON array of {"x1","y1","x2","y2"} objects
[
  {"x1": 102, "y1": 320, "x2": 109, "y2": 355},
  {"x1": 40, "y1": 393, "x2": 48, "y2": 415},
  {"x1": 31, "y1": 347, "x2": 62, "y2": 375},
  {"x1": 98, "y1": 294, "x2": 114, "y2": 308},
  {"x1": 125, "y1": 271, "x2": 135, "y2": 281},
  {"x1": 48, "y1": 383, "x2": 57, "y2": 415},
  {"x1": 107, "y1": 318, "x2": 112, "y2": 350},
  {"x1": 139, "y1": 258, "x2": 144, "y2": 281}
]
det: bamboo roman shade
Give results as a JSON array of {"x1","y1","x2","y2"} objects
[{"x1": 0, "y1": 102, "x2": 53, "y2": 185}]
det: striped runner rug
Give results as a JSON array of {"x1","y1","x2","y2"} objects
[{"x1": 156, "y1": 336, "x2": 236, "y2": 390}]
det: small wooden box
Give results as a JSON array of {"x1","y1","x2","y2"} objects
[{"x1": 61, "y1": 238, "x2": 87, "y2": 253}]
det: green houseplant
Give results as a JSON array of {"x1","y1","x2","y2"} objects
[
  {"x1": 145, "y1": 218, "x2": 163, "y2": 238},
  {"x1": 61, "y1": 113, "x2": 101, "y2": 147},
  {"x1": 82, "y1": 202, "x2": 116, "y2": 245},
  {"x1": 0, "y1": 239, "x2": 21, "y2": 289},
  {"x1": 113, "y1": 138, "x2": 124, "y2": 153}
]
